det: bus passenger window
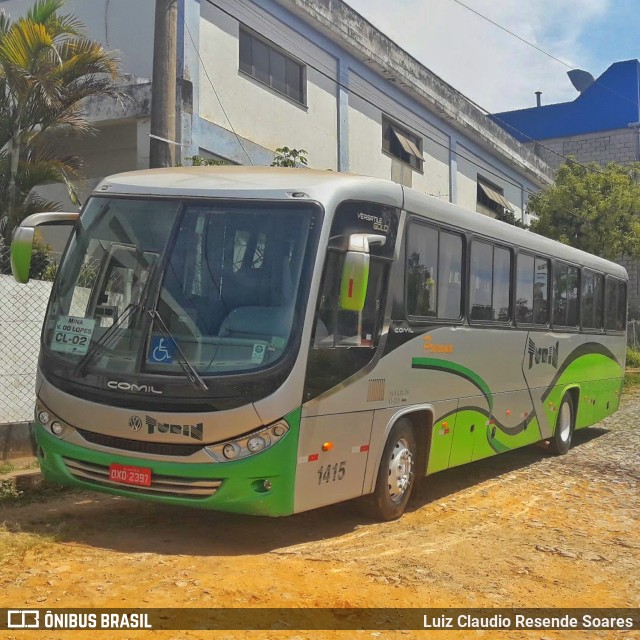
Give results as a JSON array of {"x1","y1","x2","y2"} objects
[
  {"x1": 534, "y1": 257, "x2": 549, "y2": 325},
  {"x1": 582, "y1": 270, "x2": 604, "y2": 330},
  {"x1": 406, "y1": 225, "x2": 438, "y2": 317},
  {"x1": 406, "y1": 223, "x2": 462, "y2": 320},
  {"x1": 470, "y1": 241, "x2": 511, "y2": 322},
  {"x1": 553, "y1": 263, "x2": 579, "y2": 328},
  {"x1": 605, "y1": 278, "x2": 627, "y2": 332},
  {"x1": 516, "y1": 253, "x2": 534, "y2": 323},
  {"x1": 516, "y1": 254, "x2": 549, "y2": 325}
]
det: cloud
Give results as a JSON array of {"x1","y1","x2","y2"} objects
[{"x1": 345, "y1": 0, "x2": 610, "y2": 112}]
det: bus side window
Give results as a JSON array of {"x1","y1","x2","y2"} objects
[{"x1": 406, "y1": 222, "x2": 463, "y2": 321}]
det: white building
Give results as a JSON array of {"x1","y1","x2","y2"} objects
[{"x1": 1, "y1": 0, "x2": 553, "y2": 223}]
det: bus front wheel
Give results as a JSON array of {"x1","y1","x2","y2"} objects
[
  {"x1": 364, "y1": 418, "x2": 417, "y2": 521},
  {"x1": 549, "y1": 393, "x2": 574, "y2": 455}
]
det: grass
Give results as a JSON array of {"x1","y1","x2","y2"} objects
[
  {"x1": 0, "y1": 480, "x2": 71, "y2": 507},
  {"x1": 0, "y1": 462, "x2": 16, "y2": 475},
  {"x1": 0, "y1": 479, "x2": 22, "y2": 501},
  {"x1": 623, "y1": 370, "x2": 640, "y2": 393},
  {"x1": 623, "y1": 347, "x2": 640, "y2": 392},
  {"x1": 0, "y1": 522, "x2": 63, "y2": 565},
  {"x1": 627, "y1": 347, "x2": 640, "y2": 368}
]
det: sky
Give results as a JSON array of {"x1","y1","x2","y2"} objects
[{"x1": 345, "y1": 0, "x2": 640, "y2": 113}]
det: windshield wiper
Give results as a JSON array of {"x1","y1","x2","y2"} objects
[{"x1": 147, "y1": 309, "x2": 209, "y2": 391}]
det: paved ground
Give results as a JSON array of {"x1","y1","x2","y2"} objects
[{"x1": 0, "y1": 392, "x2": 638, "y2": 640}]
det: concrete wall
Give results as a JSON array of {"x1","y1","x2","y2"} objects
[
  {"x1": 198, "y1": 0, "x2": 338, "y2": 168},
  {"x1": 191, "y1": 0, "x2": 548, "y2": 215},
  {"x1": 527, "y1": 128, "x2": 638, "y2": 171}
]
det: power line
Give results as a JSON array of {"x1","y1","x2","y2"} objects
[
  {"x1": 201, "y1": 0, "x2": 545, "y2": 196},
  {"x1": 196, "y1": 0, "x2": 603, "y2": 197},
  {"x1": 449, "y1": 0, "x2": 572, "y2": 69},
  {"x1": 449, "y1": 0, "x2": 640, "y2": 115},
  {"x1": 239, "y1": 0, "x2": 610, "y2": 177}
]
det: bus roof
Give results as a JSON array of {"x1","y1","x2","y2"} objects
[{"x1": 94, "y1": 166, "x2": 627, "y2": 280}]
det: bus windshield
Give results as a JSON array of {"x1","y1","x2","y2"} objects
[{"x1": 44, "y1": 196, "x2": 318, "y2": 378}]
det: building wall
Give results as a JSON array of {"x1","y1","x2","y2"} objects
[
  {"x1": 1, "y1": 0, "x2": 550, "y2": 221},
  {"x1": 527, "y1": 128, "x2": 638, "y2": 171},
  {"x1": 198, "y1": 0, "x2": 339, "y2": 169},
  {"x1": 191, "y1": 0, "x2": 547, "y2": 218},
  {"x1": 0, "y1": 0, "x2": 155, "y2": 80},
  {"x1": 346, "y1": 71, "x2": 451, "y2": 199}
]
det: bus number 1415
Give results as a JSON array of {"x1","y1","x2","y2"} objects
[{"x1": 317, "y1": 461, "x2": 346, "y2": 485}]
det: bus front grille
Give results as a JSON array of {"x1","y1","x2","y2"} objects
[
  {"x1": 62, "y1": 457, "x2": 222, "y2": 499},
  {"x1": 76, "y1": 429, "x2": 204, "y2": 457}
]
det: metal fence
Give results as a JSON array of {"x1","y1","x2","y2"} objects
[{"x1": 0, "y1": 246, "x2": 56, "y2": 424}]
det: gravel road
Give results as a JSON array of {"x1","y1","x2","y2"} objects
[{"x1": 0, "y1": 392, "x2": 638, "y2": 640}]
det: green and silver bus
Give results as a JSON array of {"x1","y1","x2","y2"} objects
[{"x1": 11, "y1": 167, "x2": 627, "y2": 520}]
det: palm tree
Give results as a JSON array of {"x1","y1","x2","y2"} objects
[{"x1": 0, "y1": 0, "x2": 124, "y2": 244}]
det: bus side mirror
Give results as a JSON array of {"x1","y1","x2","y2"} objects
[
  {"x1": 340, "y1": 251, "x2": 369, "y2": 311},
  {"x1": 339, "y1": 233, "x2": 386, "y2": 311},
  {"x1": 10, "y1": 211, "x2": 80, "y2": 284},
  {"x1": 11, "y1": 226, "x2": 36, "y2": 283}
]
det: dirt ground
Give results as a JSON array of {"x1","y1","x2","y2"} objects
[{"x1": 0, "y1": 393, "x2": 638, "y2": 640}]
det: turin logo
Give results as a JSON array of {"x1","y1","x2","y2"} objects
[{"x1": 528, "y1": 338, "x2": 559, "y2": 369}]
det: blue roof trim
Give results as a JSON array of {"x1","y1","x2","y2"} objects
[{"x1": 491, "y1": 60, "x2": 640, "y2": 142}]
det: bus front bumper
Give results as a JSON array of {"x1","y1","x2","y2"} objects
[{"x1": 34, "y1": 423, "x2": 298, "y2": 517}]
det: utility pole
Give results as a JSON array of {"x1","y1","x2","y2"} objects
[{"x1": 150, "y1": 0, "x2": 177, "y2": 168}]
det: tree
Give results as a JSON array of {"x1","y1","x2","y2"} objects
[
  {"x1": 0, "y1": 0, "x2": 124, "y2": 244},
  {"x1": 528, "y1": 160, "x2": 640, "y2": 260},
  {"x1": 494, "y1": 207, "x2": 526, "y2": 229},
  {"x1": 271, "y1": 146, "x2": 308, "y2": 168}
]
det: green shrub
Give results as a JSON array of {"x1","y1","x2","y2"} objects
[{"x1": 626, "y1": 347, "x2": 640, "y2": 368}]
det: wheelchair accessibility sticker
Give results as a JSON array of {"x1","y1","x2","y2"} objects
[{"x1": 148, "y1": 336, "x2": 176, "y2": 364}]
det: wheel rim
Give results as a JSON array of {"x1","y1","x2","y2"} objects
[
  {"x1": 558, "y1": 401, "x2": 572, "y2": 442},
  {"x1": 387, "y1": 437, "x2": 413, "y2": 502}
]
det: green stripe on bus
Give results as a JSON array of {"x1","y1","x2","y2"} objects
[{"x1": 411, "y1": 357, "x2": 494, "y2": 412}]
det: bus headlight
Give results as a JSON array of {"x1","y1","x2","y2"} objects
[
  {"x1": 205, "y1": 421, "x2": 289, "y2": 462},
  {"x1": 247, "y1": 436, "x2": 266, "y2": 453},
  {"x1": 222, "y1": 443, "x2": 239, "y2": 460},
  {"x1": 35, "y1": 401, "x2": 74, "y2": 438},
  {"x1": 51, "y1": 421, "x2": 64, "y2": 436}
]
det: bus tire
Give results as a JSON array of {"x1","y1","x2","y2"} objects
[
  {"x1": 549, "y1": 393, "x2": 574, "y2": 455},
  {"x1": 364, "y1": 418, "x2": 417, "y2": 521}
]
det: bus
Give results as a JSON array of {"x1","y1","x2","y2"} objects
[{"x1": 11, "y1": 167, "x2": 627, "y2": 520}]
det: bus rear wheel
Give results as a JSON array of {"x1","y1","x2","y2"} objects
[
  {"x1": 549, "y1": 393, "x2": 574, "y2": 455},
  {"x1": 364, "y1": 418, "x2": 417, "y2": 521}
]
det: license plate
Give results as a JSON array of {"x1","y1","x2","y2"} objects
[{"x1": 109, "y1": 463, "x2": 152, "y2": 487}]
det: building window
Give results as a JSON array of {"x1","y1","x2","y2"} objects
[
  {"x1": 476, "y1": 177, "x2": 513, "y2": 219},
  {"x1": 239, "y1": 28, "x2": 306, "y2": 105},
  {"x1": 382, "y1": 117, "x2": 423, "y2": 171}
]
